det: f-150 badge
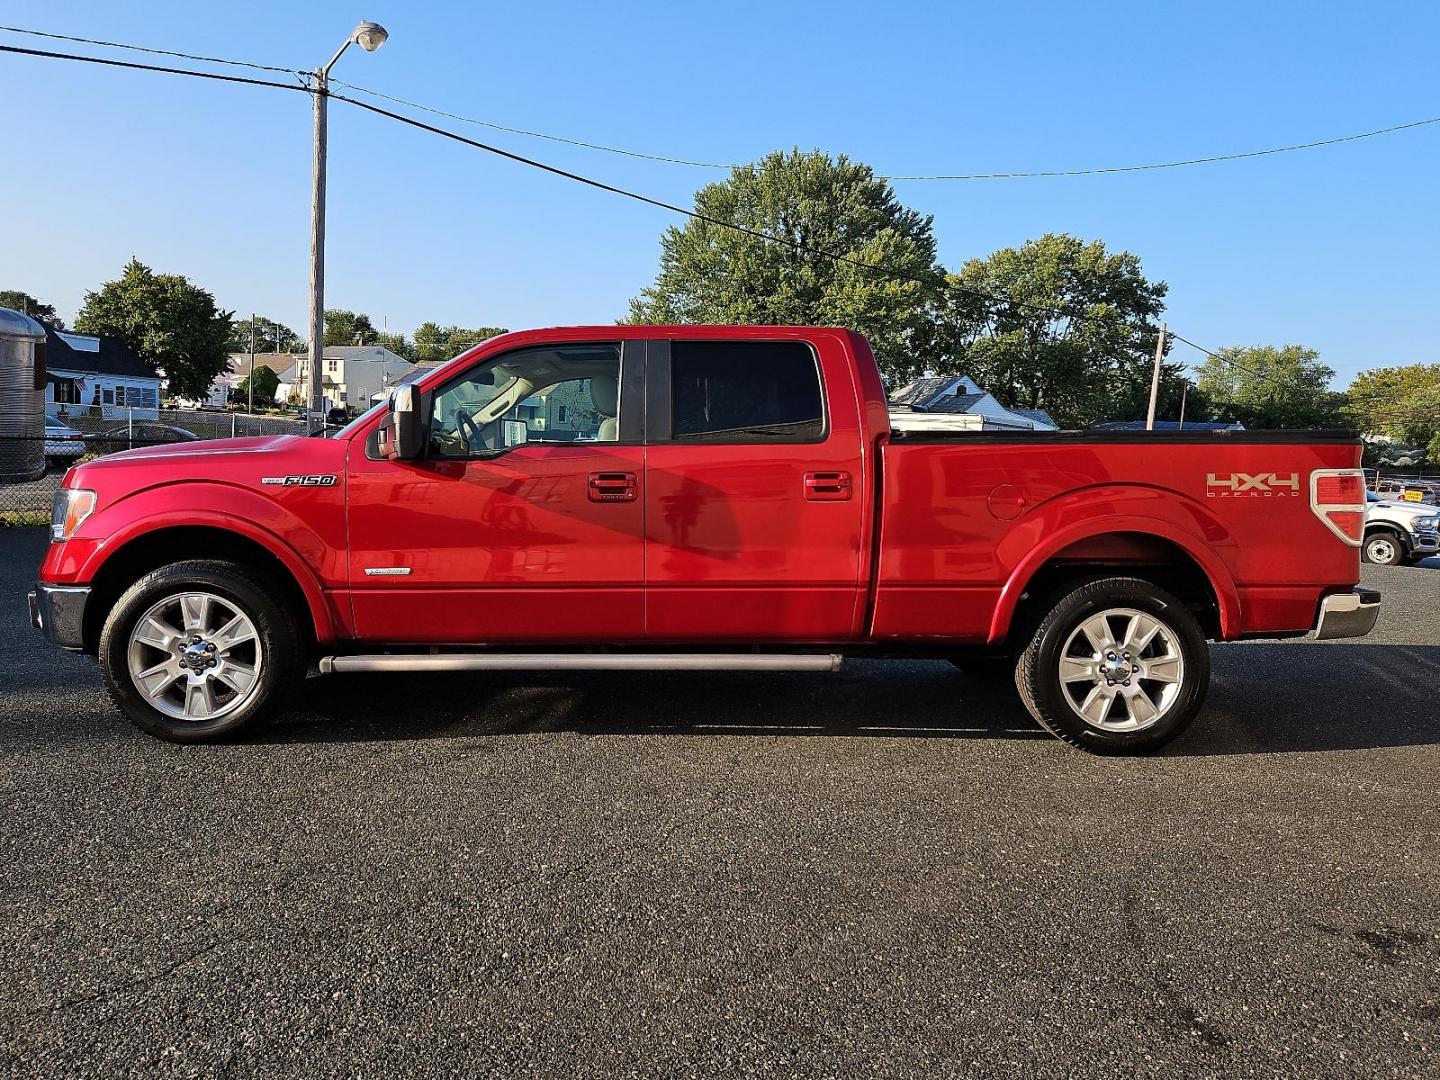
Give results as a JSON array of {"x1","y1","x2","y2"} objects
[
  {"x1": 261, "y1": 474, "x2": 338, "y2": 487},
  {"x1": 1206, "y1": 472, "x2": 1300, "y2": 496}
]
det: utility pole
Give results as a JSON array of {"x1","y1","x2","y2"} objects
[
  {"x1": 1178, "y1": 382, "x2": 1187, "y2": 431},
  {"x1": 307, "y1": 21, "x2": 389, "y2": 426},
  {"x1": 248, "y1": 314, "x2": 256, "y2": 415},
  {"x1": 1146, "y1": 322, "x2": 1167, "y2": 431},
  {"x1": 307, "y1": 69, "x2": 328, "y2": 423}
]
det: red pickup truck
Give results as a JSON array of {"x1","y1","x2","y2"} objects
[{"x1": 31, "y1": 326, "x2": 1378, "y2": 753}]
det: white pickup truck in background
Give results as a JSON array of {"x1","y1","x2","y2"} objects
[{"x1": 1364, "y1": 491, "x2": 1440, "y2": 565}]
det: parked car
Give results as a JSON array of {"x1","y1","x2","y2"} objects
[
  {"x1": 89, "y1": 424, "x2": 200, "y2": 450},
  {"x1": 1363, "y1": 490, "x2": 1440, "y2": 565},
  {"x1": 43, "y1": 412, "x2": 86, "y2": 468},
  {"x1": 30, "y1": 325, "x2": 1379, "y2": 754}
]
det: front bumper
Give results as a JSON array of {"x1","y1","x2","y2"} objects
[
  {"x1": 1310, "y1": 586, "x2": 1381, "y2": 641},
  {"x1": 1410, "y1": 530, "x2": 1439, "y2": 556},
  {"x1": 28, "y1": 584, "x2": 91, "y2": 651}
]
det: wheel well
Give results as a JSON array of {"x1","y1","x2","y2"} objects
[
  {"x1": 81, "y1": 526, "x2": 314, "y2": 655},
  {"x1": 1007, "y1": 532, "x2": 1223, "y2": 644}
]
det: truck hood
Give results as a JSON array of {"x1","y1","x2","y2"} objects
[
  {"x1": 86, "y1": 434, "x2": 310, "y2": 465},
  {"x1": 1373, "y1": 499, "x2": 1438, "y2": 518},
  {"x1": 67, "y1": 434, "x2": 350, "y2": 498}
]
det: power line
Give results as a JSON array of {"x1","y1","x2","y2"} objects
[
  {"x1": 0, "y1": 23, "x2": 303, "y2": 75},
  {"x1": 330, "y1": 78, "x2": 736, "y2": 169},
  {"x1": 0, "y1": 38, "x2": 1123, "y2": 330},
  {"x1": 8, "y1": 22, "x2": 1439, "y2": 184},
  {"x1": 1168, "y1": 331, "x2": 1317, "y2": 395},
  {"x1": 0, "y1": 33, "x2": 1354, "y2": 402},
  {"x1": 333, "y1": 76, "x2": 1440, "y2": 182},
  {"x1": 882, "y1": 117, "x2": 1440, "y2": 180},
  {"x1": 329, "y1": 90, "x2": 1159, "y2": 332},
  {"x1": 0, "y1": 42, "x2": 309, "y2": 92}
]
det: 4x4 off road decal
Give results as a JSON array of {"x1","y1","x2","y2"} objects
[
  {"x1": 261, "y1": 474, "x2": 338, "y2": 487},
  {"x1": 1206, "y1": 472, "x2": 1300, "y2": 497}
]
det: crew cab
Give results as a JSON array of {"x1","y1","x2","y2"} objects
[{"x1": 30, "y1": 326, "x2": 1379, "y2": 753}]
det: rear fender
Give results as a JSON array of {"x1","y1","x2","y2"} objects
[{"x1": 988, "y1": 486, "x2": 1242, "y2": 644}]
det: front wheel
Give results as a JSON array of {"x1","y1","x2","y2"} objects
[
  {"x1": 99, "y1": 559, "x2": 303, "y2": 742},
  {"x1": 1363, "y1": 533, "x2": 1403, "y2": 566},
  {"x1": 1014, "y1": 577, "x2": 1210, "y2": 754}
]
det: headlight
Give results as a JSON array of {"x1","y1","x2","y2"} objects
[
  {"x1": 50, "y1": 488, "x2": 96, "y2": 541},
  {"x1": 1418, "y1": 515, "x2": 1440, "y2": 531}
]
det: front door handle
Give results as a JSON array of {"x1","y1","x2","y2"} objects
[
  {"x1": 588, "y1": 471, "x2": 637, "y2": 503},
  {"x1": 804, "y1": 470, "x2": 852, "y2": 501}
]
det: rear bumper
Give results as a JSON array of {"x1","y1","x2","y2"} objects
[
  {"x1": 28, "y1": 584, "x2": 90, "y2": 651},
  {"x1": 1309, "y1": 587, "x2": 1381, "y2": 641}
]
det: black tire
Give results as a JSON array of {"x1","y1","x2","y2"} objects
[
  {"x1": 98, "y1": 559, "x2": 303, "y2": 743},
  {"x1": 1362, "y1": 532, "x2": 1404, "y2": 566},
  {"x1": 1014, "y1": 576, "x2": 1210, "y2": 755}
]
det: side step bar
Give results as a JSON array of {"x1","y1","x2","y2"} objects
[{"x1": 317, "y1": 653, "x2": 844, "y2": 674}]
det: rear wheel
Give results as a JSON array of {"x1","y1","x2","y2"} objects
[
  {"x1": 1014, "y1": 577, "x2": 1209, "y2": 754},
  {"x1": 1363, "y1": 532, "x2": 1403, "y2": 566},
  {"x1": 99, "y1": 559, "x2": 303, "y2": 742}
]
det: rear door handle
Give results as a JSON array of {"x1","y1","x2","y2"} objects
[
  {"x1": 587, "y1": 471, "x2": 637, "y2": 503},
  {"x1": 804, "y1": 470, "x2": 852, "y2": 501}
]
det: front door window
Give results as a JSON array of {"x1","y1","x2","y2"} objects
[{"x1": 430, "y1": 344, "x2": 622, "y2": 456}]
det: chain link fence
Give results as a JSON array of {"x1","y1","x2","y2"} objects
[{"x1": 1, "y1": 406, "x2": 313, "y2": 522}]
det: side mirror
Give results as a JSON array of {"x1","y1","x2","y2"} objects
[{"x1": 377, "y1": 385, "x2": 426, "y2": 461}]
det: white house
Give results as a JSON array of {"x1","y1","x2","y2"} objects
[
  {"x1": 286, "y1": 346, "x2": 415, "y2": 412},
  {"x1": 887, "y1": 375, "x2": 1058, "y2": 432},
  {"x1": 44, "y1": 328, "x2": 161, "y2": 420},
  {"x1": 176, "y1": 356, "x2": 244, "y2": 409}
]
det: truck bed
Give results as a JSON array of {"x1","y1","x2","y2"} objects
[{"x1": 871, "y1": 430, "x2": 1363, "y2": 643}]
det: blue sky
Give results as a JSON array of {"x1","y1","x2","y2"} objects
[{"x1": 2, "y1": 0, "x2": 1436, "y2": 387}]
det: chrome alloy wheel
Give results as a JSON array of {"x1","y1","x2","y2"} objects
[
  {"x1": 125, "y1": 592, "x2": 263, "y2": 722},
  {"x1": 1057, "y1": 607, "x2": 1185, "y2": 733}
]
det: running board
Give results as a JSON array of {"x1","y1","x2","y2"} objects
[{"x1": 317, "y1": 653, "x2": 844, "y2": 674}]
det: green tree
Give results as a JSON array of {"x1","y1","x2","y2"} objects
[
  {"x1": 74, "y1": 259, "x2": 233, "y2": 402},
  {"x1": 928, "y1": 234, "x2": 1172, "y2": 428},
  {"x1": 413, "y1": 321, "x2": 508, "y2": 360},
  {"x1": 374, "y1": 331, "x2": 415, "y2": 360},
  {"x1": 1348, "y1": 364, "x2": 1440, "y2": 452},
  {"x1": 625, "y1": 149, "x2": 942, "y2": 384},
  {"x1": 228, "y1": 316, "x2": 302, "y2": 355},
  {"x1": 1194, "y1": 345, "x2": 1345, "y2": 428},
  {"x1": 231, "y1": 363, "x2": 280, "y2": 406},
  {"x1": 323, "y1": 309, "x2": 376, "y2": 346},
  {"x1": 0, "y1": 290, "x2": 64, "y2": 328}
]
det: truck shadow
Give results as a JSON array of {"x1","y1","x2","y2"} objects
[{"x1": 266, "y1": 643, "x2": 1440, "y2": 756}]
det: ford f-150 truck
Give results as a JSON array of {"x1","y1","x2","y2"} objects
[{"x1": 30, "y1": 326, "x2": 1380, "y2": 753}]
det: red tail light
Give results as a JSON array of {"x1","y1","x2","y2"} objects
[{"x1": 1310, "y1": 469, "x2": 1365, "y2": 546}]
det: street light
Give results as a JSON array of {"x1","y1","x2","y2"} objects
[{"x1": 307, "y1": 20, "x2": 388, "y2": 422}]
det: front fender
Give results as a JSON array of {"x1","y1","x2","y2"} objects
[
  {"x1": 987, "y1": 485, "x2": 1242, "y2": 643},
  {"x1": 51, "y1": 480, "x2": 347, "y2": 643}
]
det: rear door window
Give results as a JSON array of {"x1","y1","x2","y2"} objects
[{"x1": 669, "y1": 341, "x2": 824, "y2": 443}]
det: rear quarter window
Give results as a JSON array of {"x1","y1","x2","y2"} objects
[{"x1": 670, "y1": 341, "x2": 825, "y2": 443}]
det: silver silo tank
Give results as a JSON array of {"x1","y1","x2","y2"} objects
[{"x1": 0, "y1": 308, "x2": 49, "y2": 482}]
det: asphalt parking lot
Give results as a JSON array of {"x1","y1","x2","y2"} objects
[{"x1": 1, "y1": 527, "x2": 1436, "y2": 1079}]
